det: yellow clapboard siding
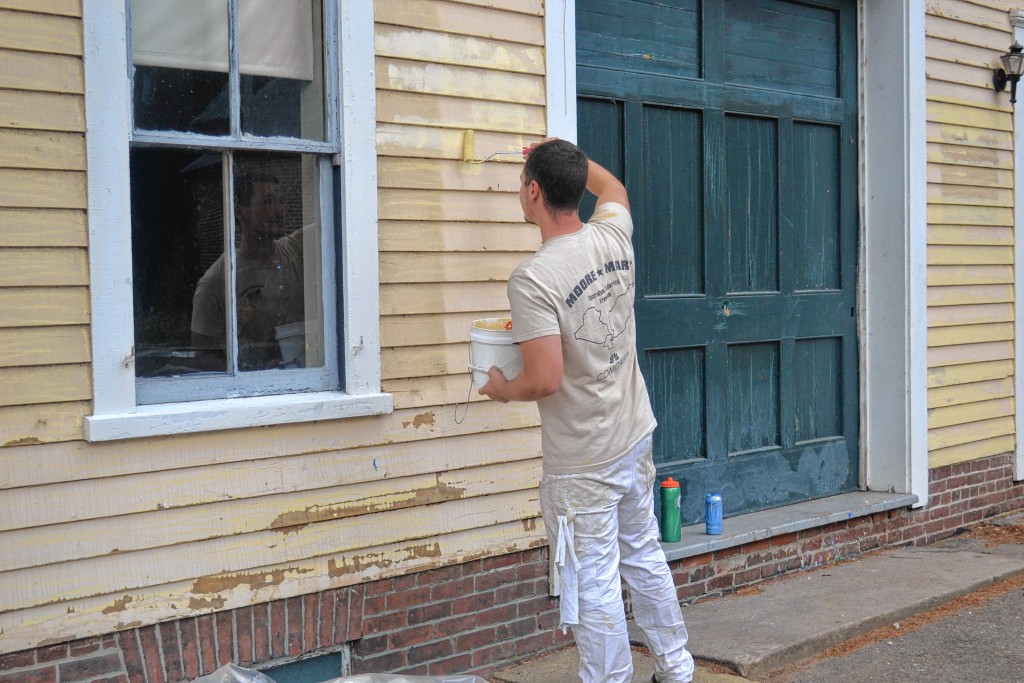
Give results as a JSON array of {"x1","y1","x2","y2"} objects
[
  {"x1": 0, "y1": 363, "x2": 90, "y2": 407},
  {"x1": 0, "y1": 520, "x2": 544, "y2": 655},
  {"x1": 2, "y1": 430, "x2": 542, "y2": 531},
  {"x1": 0, "y1": 286, "x2": 89, "y2": 327},
  {"x1": 928, "y1": 396, "x2": 1014, "y2": 430},
  {"x1": 379, "y1": 220, "x2": 540, "y2": 252},
  {"x1": 927, "y1": 163, "x2": 1012, "y2": 188},
  {"x1": 0, "y1": 49, "x2": 82, "y2": 94},
  {"x1": 0, "y1": 130, "x2": 84, "y2": 170},
  {"x1": 927, "y1": 264, "x2": 1013, "y2": 286},
  {"x1": 927, "y1": 283, "x2": 1013, "y2": 306},
  {"x1": 377, "y1": 90, "x2": 546, "y2": 135},
  {"x1": 375, "y1": 0, "x2": 544, "y2": 46},
  {"x1": 0, "y1": 488, "x2": 540, "y2": 612},
  {"x1": 382, "y1": 343, "x2": 471, "y2": 380},
  {"x1": 927, "y1": 141, "x2": 1012, "y2": 169},
  {"x1": 0, "y1": 400, "x2": 541, "y2": 488},
  {"x1": 925, "y1": 14, "x2": 1010, "y2": 52},
  {"x1": 0, "y1": 248, "x2": 87, "y2": 286},
  {"x1": 929, "y1": 80, "x2": 1009, "y2": 113},
  {"x1": 927, "y1": 359, "x2": 1014, "y2": 388},
  {"x1": 0, "y1": 209, "x2": 86, "y2": 247},
  {"x1": 0, "y1": 401, "x2": 87, "y2": 446},
  {"x1": 382, "y1": 310, "x2": 507, "y2": 347},
  {"x1": 928, "y1": 225, "x2": 1012, "y2": 245},
  {"x1": 454, "y1": 0, "x2": 543, "y2": 14},
  {"x1": 927, "y1": 34, "x2": 1005, "y2": 69},
  {"x1": 0, "y1": 90, "x2": 83, "y2": 131},
  {"x1": 927, "y1": 100, "x2": 1013, "y2": 131},
  {"x1": 379, "y1": 188, "x2": 524, "y2": 222},
  {"x1": 379, "y1": 252, "x2": 527, "y2": 284},
  {"x1": 930, "y1": 434, "x2": 1015, "y2": 467},
  {"x1": 0, "y1": 1, "x2": 80, "y2": 16},
  {"x1": 1, "y1": 458, "x2": 544, "y2": 568},
  {"x1": 926, "y1": 57, "x2": 997, "y2": 91},
  {"x1": 926, "y1": 182, "x2": 1012, "y2": 207},
  {"x1": 927, "y1": 203, "x2": 1013, "y2": 226},
  {"x1": 379, "y1": 156, "x2": 521, "y2": 192},
  {"x1": 926, "y1": 120, "x2": 1013, "y2": 150},
  {"x1": 0, "y1": 10, "x2": 80, "y2": 55},
  {"x1": 929, "y1": 321, "x2": 1013, "y2": 346},
  {"x1": 928, "y1": 303, "x2": 1013, "y2": 327},
  {"x1": 381, "y1": 281, "x2": 509, "y2": 315},
  {"x1": 383, "y1": 373, "x2": 533, "y2": 411},
  {"x1": 928, "y1": 376, "x2": 1014, "y2": 408},
  {"x1": 928, "y1": 245, "x2": 1013, "y2": 265},
  {"x1": 0, "y1": 325, "x2": 89, "y2": 368},
  {"x1": 926, "y1": 0, "x2": 1010, "y2": 32},
  {"x1": 378, "y1": 122, "x2": 533, "y2": 162},
  {"x1": 375, "y1": 24, "x2": 545, "y2": 75},
  {"x1": 928, "y1": 415, "x2": 1014, "y2": 451},
  {"x1": 377, "y1": 56, "x2": 545, "y2": 106},
  {"x1": 0, "y1": 169, "x2": 86, "y2": 209},
  {"x1": 927, "y1": 340, "x2": 1013, "y2": 367}
]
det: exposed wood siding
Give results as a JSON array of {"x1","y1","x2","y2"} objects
[
  {"x1": 925, "y1": 0, "x2": 1017, "y2": 466},
  {"x1": 0, "y1": 0, "x2": 550, "y2": 655}
]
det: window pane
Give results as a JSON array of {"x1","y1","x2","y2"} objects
[
  {"x1": 239, "y1": 0, "x2": 326, "y2": 139},
  {"x1": 130, "y1": 0, "x2": 230, "y2": 135},
  {"x1": 228, "y1": 152, "x2": 325, "y2": 371},
  {"x1": 132, "y1": 148, "x2": 226, "y2": 377}
]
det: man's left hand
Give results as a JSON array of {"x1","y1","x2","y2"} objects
[{"x1": 478, "y1": 366, "x2": 509, "y2": 402}]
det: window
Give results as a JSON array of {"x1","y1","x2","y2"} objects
[{"x1": 83, "y1": 1, "x2": 389, "y2": 440}]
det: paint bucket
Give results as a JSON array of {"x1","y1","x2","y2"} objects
[
  {"x1": 468, "y1": 317, "x2": 522, "y2": 387},
  {"x1": 275, "y1": 321, "x2": 306, "y2": 367}
]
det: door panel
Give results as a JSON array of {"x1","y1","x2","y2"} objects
[{"x1": 578, "y1": 0, "x2": 859, "y2": 524}]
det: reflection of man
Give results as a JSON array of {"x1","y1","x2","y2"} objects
[
  {"x1": 478, "y1": 139, "x2": 695, "y2": 683},
  {"x1": 191, "y1": 174, "x2": 305, "y2": 371}
]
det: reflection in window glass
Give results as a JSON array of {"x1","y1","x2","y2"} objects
[
  {"x1": 131, "y1": 148, "x2": 225, "y2": 377},
  {"x1": 239, "y1": 0, "x2": 326, "y2": 139}
]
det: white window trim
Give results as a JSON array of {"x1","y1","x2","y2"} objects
[
  {"x1": 82, "y1": 0, "x2": 391, "y2": 441},
  {"x1": 1012, "y1": 9, "x2": 1024, "y2": 482},
  {"x1": 547, "y1": 0, "x2": 928, "y2": 505}
]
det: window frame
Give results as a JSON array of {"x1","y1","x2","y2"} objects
[{"x1": 83, "y1": 0, "x2": 391, "y2": 441}]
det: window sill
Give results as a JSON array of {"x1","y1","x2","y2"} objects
[{"x1": 84, "y1": 391, "x2": 393, "y2": 442}]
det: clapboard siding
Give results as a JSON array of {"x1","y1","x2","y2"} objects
[
  {"x1": 0, "y1": 0, "x2": 550, "y2": 655},
  {"x1": 925, "y1": 0, "x2": 1017, "y2": 466}
]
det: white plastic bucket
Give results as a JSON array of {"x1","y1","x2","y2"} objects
[
  {"x1": 274, "y1": 321, "x2": 306, "y2": 367},
  {"x1": 468, "y1": 317, "x2": 522, "y2": 387}
]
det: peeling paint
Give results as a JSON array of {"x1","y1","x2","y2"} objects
[
  {"x1": 328, "y1": 542, "x2": 442, "y2": 578},
  {"x1": 191, "y1": 567, "x2": 311, "y2": 595},
  {"x1": 101, "y1": 595, "x2": 133, "y2": 615},
  {"x1": 3, "y1": 437, "x2": 41, "y2": 447},
  {"x1": 188, "y1": 596, "x2": 227, "y2": 610},
  {"x1": 402, "y1": 411, "x2": 436, "y2": 429},
  {"x1": 521, "y1": 517, "x2": 538, "y2": 532}
]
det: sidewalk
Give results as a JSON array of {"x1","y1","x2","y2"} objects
[{"x1": 490, "y1": 513, "x2": 1024, "y2": 682}]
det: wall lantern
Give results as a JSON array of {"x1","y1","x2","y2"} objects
[{"x1": 994, "y1": 42, "x2": 1024, "y2": 105}]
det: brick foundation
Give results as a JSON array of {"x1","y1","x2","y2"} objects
[{"x1": 2, "y1": 455, "x2": 1022, "y2": 682}]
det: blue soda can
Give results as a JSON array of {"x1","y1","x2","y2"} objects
[{"x1": 705, "y1": 492, "x2": 723, "y2": 535}]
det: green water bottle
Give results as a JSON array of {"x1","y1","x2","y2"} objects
[{"x1": 659, "y1": 477, "x2": 681, "y2": 542}]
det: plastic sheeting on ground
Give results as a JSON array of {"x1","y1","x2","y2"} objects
[{"x1": 193, "y1": 663, "x2": 490, "y2": 683}]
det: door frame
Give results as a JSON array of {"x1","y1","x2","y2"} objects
[{"x1": 544, "y1": 0, "x2": 929, "y2": 507}]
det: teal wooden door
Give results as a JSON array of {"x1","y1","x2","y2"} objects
[{"x1": 577, "y1": 0, "x2": 859, "y2": 525}]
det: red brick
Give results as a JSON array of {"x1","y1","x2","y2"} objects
[
  {"x1": 286, "y1": 596, "x2": 304, "y2": 656},
  {"x1": 69, "y1": 638, "x2": 102, "y2": 657},
  {"x1": 253, "y1": 604, "x2": 271, "y2": 663},
  {"x1": 235, "y1": 606, "x2": 254, "y2": 667},
  {"x1": 408, "y1": 601, "x2": 452, "y2": 626},
  {"x1": 346, "y1": 586, "x2": 365, "y2": 642},
  {"x1": 385, "y1": 586, "x2": 432, "y2": 612},
  {"x1": 418, "y1": 563, "x2": 463, "y2": 586},
  {"x1": 354, "y1": 651, "x2": 407, "y2": 673},
  {"x1": 318, "y1": 590, "x2": 336, "y2": 648},
  {"x1": 303, "y1": 593, "x2": 318, "y2": 651},
  {"x1": 36, "y1": 645, "x2": 68, "y2": 664},
  {"x1": 407, "y1": 640, "x2": 453, "y2": 666},
  {"x1": 393, "y1": 574, "x2": 418, "y2": 592},
  {"x1": 455, "y1": 628, "x2": 497, "y2": 651},
  {"x1": 470, "y1": 641, "x2": 515, "y2": 668},
  {"x1": 0, "y1": 666, "x2": 56, "y2": 683},
  {"x1": 495, "y1": 617, "x2": 537, "y2": 641},
  {"x1": 430, "y1": 577, "x2": 475, "y2": 602},
  {"x1": 427, "y1": 653, "x2": 472, "y2": 676},
  {"x1": 452, "y1": 591, "x2": 496, "y2": 615},
  {"x1": 58, "y1": 653, "x2": 123, "y2": 682},
  {"x1": 353, "y1": 634, "x2": 388, "y2": 657},
  {"x1": 270, "y1": 599, "x2": 287, "y2": 658},
  {"x1": 92, "y1": 676, "x2": 129, "y2": 683},
  {"x1": 0, "y1": 651, "x2": 35, "y2": 671},
  {"x1": 513, "y1": 631, "x2": 557, "y2": 657},
  {"x1": 215, "y1": 611, "x2": 234, "y2": 667},
  {"x1": 388, "y1": 624, "x2": 433, "y2": 649},
  {"x1": 363, "y1": 610, "x2": 407, "y2": 635},
  {"x1": 516, "y1": 594, "x2": 556, "y2": 618},
  {"x1": 158, "y1": 624, "x2": 184, "y2": 682},
  {"x1": 117, "y1": 630, "x2": 145, "y2": 683},
  {"x1": 140, "y1": 627, "x2": 167, "y2": 683},
  {"x1": 196, "y1": 615, "x2": 219, "y2": 675},
  {"x1": 179, "y1": 619, "x2": 201, "y2": 680}
]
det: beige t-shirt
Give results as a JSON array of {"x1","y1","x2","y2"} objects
[{"x1": 508, "y1": 202, "x2": 657, "y2": 474}]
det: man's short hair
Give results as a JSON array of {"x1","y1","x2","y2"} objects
[
  {"x1": 523, "y1": 140, "x2": 588, "y2": 215},
  {"x1": 235, "y1": 173, "x2": 280, "y2": 209}
]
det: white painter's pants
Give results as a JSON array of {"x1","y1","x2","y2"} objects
[{"x1": 540, "y1": 435, "x2": 695, "y2": 683}]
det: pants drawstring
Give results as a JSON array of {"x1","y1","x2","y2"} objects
[{"x1": 554, "y1": 513, "x2": 580, "y2": 633}]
